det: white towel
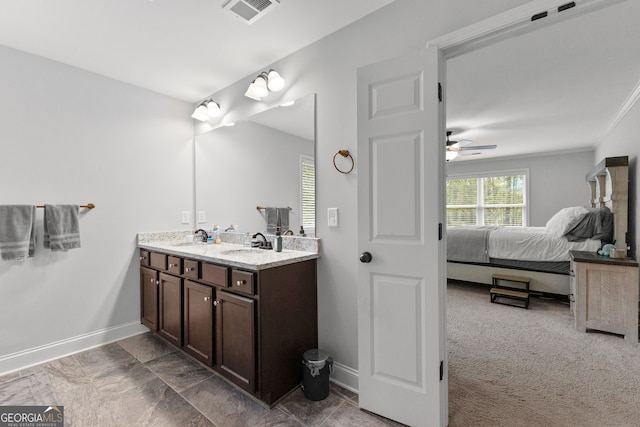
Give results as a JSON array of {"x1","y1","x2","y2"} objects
[
  {"x1": 44, "y1": 204, "x2": 81, "y2": 251},
  {"x1": 0, "y1": 205, "x2": 36, "y2": 261}
]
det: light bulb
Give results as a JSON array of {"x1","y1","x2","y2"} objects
[
  {"x1": 191, "y1": 104, "x2": 209, "y2": 121},
  {"x1": 206, "y1": 101, "x2": 221, "y2": 118},
  {"x1": 267, "y1": 70, "x2": 285, "y2": 91},
  {"x1": 250, "y1": 76, "x2": 269, "y2": 98}
]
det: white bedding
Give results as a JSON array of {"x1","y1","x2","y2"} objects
[{"x1": 488, "y1": 226, "x2": 601, "y2": 262}]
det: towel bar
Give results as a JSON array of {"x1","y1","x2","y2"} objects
[
  {"x1": 37, "y1": 203, "x2": 96, "y2": 209},
  {"x1": 256, "y1": 206, "x2": 291, "y2": 211}
]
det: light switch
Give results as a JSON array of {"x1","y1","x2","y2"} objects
[
  {"x1": 198, "y1": 211, "x2": 206, "y2": 223},
  {"x1": 181, "y1": 211, "x2": 190, "y2": 224},
  {"x1": 328, "y1": 208, "x2": 338, "y2": 227}
]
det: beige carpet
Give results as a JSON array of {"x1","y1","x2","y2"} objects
[{"x1": 447, "y1": 280, "x2": 640, "y2": 427}]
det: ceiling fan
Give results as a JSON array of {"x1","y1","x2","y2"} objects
[{"x1": 446, "y1": 131, "x2": 497, "y2": 161}]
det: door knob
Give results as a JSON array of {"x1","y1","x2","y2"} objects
[{"x1": 360, "y1": 252, "x2": 372, "y2": 263}]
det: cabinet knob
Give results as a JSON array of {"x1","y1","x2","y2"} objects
[
  {"x1": 156, "y1": 280, "x2": 159, "y2": 285},
  {"x1": 236, "y1": 280, "x2": 246, "y2": 286},
  {"x1": 169, "y1": 263, "x2": 174, "y2": 268},
  {"x1": 213, "y1": 300, "x2": 219, "y2": 306},
  {"x1": 185, "y1": 267, "x2": 191, "y2": 272},
  {"x1": 204, "y1": 296, "x2": 211, "y2": 302},
  {"x1": 149, "y1": 278, "x2": 154, "y2": 283}
]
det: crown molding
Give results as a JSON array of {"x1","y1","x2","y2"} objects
[{"x1": 595, "y1": 78, "x2": 640, "y2": 146}]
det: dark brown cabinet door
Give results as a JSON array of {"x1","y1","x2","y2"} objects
[
  {"x1": 140, "y1": 266, "x2": 159, "y2": 331},
  {"x1": 159, "y1": 272, "x2": 182, "y2": 347},
  {"x1": 216, "y1": 291, "x2": 256, "y2": 392},
  {"x1": 183, "y1": 280, "x2": 214, "y2": 366}
]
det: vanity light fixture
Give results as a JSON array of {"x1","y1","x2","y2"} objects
[
  {"x1": 244, "y1": 69, "x2": 285, "y2": 101},
  {"x1": 191, "y1": 99, "x2": 221, "y2": 121}
]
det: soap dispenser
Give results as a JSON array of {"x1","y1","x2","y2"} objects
[{"x1": 274, "y1": 226, "x2": 283, "y2": 252}]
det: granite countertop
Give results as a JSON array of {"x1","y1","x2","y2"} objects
[{"x1": 138, "y1": 231, "x2": 320, "y2": 271}]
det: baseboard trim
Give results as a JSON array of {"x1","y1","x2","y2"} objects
[
  {"x1": 330, "y1": 361, "x2": 359, "y2": 394},
  {"x1": 0, "y1": 321, "x2": 148, "y2": 375}
]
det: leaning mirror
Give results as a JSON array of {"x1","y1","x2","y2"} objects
[{"x1": 195, "y1": 93, "x2": 316, "y2": 237}]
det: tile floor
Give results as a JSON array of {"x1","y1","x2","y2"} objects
[{"x1": 0, "y1": 333, "x2": 403, "y2": 426}]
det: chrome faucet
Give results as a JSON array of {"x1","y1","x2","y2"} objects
[
  {"x1": 194, "y1": 229, "x2": 209, "y2": 242},
  {"x1": 252, "y1": 232, "x2": 272, "y2": 249}
]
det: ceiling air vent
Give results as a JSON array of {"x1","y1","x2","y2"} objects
[{"x1": 222, "y1": 0, "x2": 280, "y2": 24}]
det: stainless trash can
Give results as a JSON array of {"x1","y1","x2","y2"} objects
[{"x1": 301, "y1": 349, "x2": 333, "y2": 401}]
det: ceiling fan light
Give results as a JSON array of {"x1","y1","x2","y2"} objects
[
  {"x1": 191, "y1": 103, "x2": 209, "y2": 121},
  {"x1": 446, "y1": 150, "x2": 459, "y2": 161},
  {"x1": 267, "y1": 70, "x2": 285, "y2": 91},
  {"x1": 206, "y1": 100, "x2": 221, "y2": 117}
]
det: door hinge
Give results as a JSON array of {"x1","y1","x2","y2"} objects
[
  {"x1": 439, "y1": 360, "x2": 444, "y2": 381},
  {"x1": 438, "y1": 223, "x2": 443, "y2": 241},
  {"x1": 438, "y1": 83, "x2": 443, "y2": 102}
]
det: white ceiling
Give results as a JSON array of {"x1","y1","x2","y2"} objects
[
  {"x1": 1, "y1": 1, "x2": 638, "y2": 161},
  {"x1": 0, "y1": 0, "x2": 393, "y2": 103},
  {"x1": 446, "y1": 0, "x2": 640, "y2": 161}
]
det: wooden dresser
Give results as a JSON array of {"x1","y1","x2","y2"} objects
[{"x1": 570, "y1": 250, "x2": 639, "y2": 343}]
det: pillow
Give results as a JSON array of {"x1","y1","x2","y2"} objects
[
  {"x1": 545, "y1": 206, "x2": 589, "y2": 237},
  {"x1": 565, "y1": 207, "x2": 614, "y2": 243}
]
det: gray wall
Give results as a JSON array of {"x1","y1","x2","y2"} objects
[
  {"x1": 446, "y1": 151, "x2": 595, "y2": 227},
  {"x1": 0, "y1": 45, "x2": 193, "y2": 371}
]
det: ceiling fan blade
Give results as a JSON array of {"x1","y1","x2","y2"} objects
[
  {"x1": 457, "y1": 139, "x2": 473, "y2": 147},
  {"x1": 460, "y1": 144, "x2": 497, "y2": 151}
]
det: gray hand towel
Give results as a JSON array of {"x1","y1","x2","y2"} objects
[
  {"x1": 265, "y1": 207, "x2": 290, "y2": 234},
  {"x1": 44, "y1": 204, "x2": 81, "y2": 251},
  {"x1": 0, "y1": 205, "x2": 36, "y2": 261}
]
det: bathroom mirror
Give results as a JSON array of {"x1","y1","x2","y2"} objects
[{"x1": 195, "y1": 93, "x2": 316, "y2": 236}]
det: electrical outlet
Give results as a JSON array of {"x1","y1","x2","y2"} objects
[
  {"x1": 198, "y1": 211, "x2": 206, "y2": 223},
  {"x1": 328, "y1": 208, "x2": 338, "y2": 227},
  {"x1": 181, "y1": 211, "x2": 190, "y2": 224}
]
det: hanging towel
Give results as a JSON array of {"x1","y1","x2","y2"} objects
[
  {"x1": 44, "y1": 204, "x2": 81, "y2": 251},
  {"x1": 265, "y1": 207, "x2": 290, "y2": 234},
  {"x1": 0, "y1": 205, "x2": 36, "y2": 261}
]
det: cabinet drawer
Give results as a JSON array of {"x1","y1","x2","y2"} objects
[
  {"x1": 201, "y1": 262, "x2": 228, "y2": 287},
  {"x1": 139, "y1": 250, "x2": 150, "y2": 266},
  {"x1": 231, "y1": 270, "x2": 255, "y2": 295},
  {"x1": 150, "y1": 252, "x2": 167, "y2": 270},
  {"x1": 168, "y1": 256, "x2": 182, "y2": 275},
  {"x1": 184, "y1": 259, "x2": 199, "y2": 280}
]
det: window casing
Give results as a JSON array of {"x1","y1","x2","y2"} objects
[{"x1": 446, "y1": 169, "x2": 529, "y2": 227}]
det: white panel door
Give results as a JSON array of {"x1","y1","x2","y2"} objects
[{"x1": 357, "y1": 46, "x2": 447, "y2": 427}]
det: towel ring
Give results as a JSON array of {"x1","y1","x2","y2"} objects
[{"x1": 333, "y1": 150, "x2": 355, "y2": 174}]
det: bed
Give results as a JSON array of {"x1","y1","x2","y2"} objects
[{"x1": 447, "y1": 156, "x2": 629, "y2": 296}]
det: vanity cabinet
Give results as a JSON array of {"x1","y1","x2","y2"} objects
[
  {"x1": 216, "y1": 290, "x2": 256, "y2": 392},
  {"x1": 570, "y1": 250, "x2": 639, "y2": 343},
  {"x1": 183, "y1": 280, "x2": 214, "y2": 366},
  {"x1": 139, "y1": 248, "x2": 318, "y2": 406},
  {"x1": 140, "y1": 266, "x2": 158, "y2": 331},
  {"x1": 158, "y1": 272, "x2": 183, "y2": 347}
]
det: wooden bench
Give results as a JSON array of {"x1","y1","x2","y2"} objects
[{"x1": 490, "y1": 273, "x2": 530, "y2": 309}]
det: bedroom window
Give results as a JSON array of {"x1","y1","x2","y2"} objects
[{"x1": 446, "y1": 171, "x2": 528, "y2": 227}]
